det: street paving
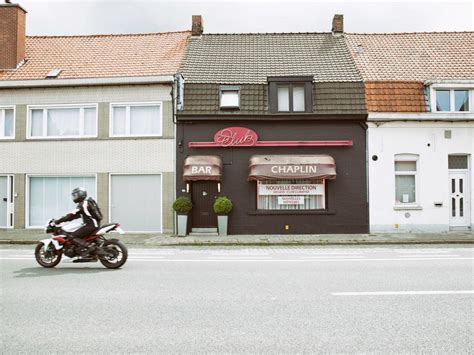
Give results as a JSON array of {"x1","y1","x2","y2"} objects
[{"x1": 1, "y1": 245, "x2": 473, "y2": 354}]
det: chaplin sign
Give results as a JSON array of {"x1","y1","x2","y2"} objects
[{"x1": 213, "y1": 127, "x2": 258, "y2": 147}]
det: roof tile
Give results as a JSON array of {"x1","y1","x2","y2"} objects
[{"x1": 0, "y1": 31, "x2": 190, "y2": 81}]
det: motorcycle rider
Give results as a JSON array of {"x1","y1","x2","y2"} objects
[{"x1": 54, "y1": 187, "x2": 103, "y2": 255}]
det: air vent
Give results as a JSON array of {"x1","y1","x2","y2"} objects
[{"x1": 46, "y1": 69, "x2": 62, "y2": 78}]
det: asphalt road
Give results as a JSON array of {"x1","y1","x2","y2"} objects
[{"x1": 1, "y1": 245, "x2": 473, "y2": 354}]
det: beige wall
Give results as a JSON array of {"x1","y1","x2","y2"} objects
[{"x1": 0, "y1": 84, "x2": 176, "y2": 233}]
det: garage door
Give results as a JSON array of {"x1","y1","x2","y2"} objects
[{"x1": 110, "y1": 174, "x2": 162, "y2": 232}]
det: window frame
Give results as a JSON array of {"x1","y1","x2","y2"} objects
[
  {"x1": 26, "y1": 103, "x2": 98, "y2": 139},
  {"x1": 25, "y1": 174, "x2": 98, "y2": 229},
  {"x1": 394, "y1": 154, "x2": 420, "y2": 208},
  {"x1": 109, "y1": 101, "x2": 163, "y2": 138},
  {"x1": 0, "y1": 106, "x2": 15, "y2": 140},
  {"x1": 219, "y1": 86, "x2": 240, "y2": 109},
  {"x1": 432, "y1": 88, "x2": 472, "y2": 113},
  {"x1": 268, "y1": 77, "x2": 313, "y2": 113}
]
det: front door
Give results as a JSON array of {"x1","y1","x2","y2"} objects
[
  {"x1": 0, "y1": 176, "x2": 13, "y2": 228},
  {"x1": 449, "y1": 172, "x2": 470, "y2": 229},
  {"x1": 191, "y1": 181, "x2": 218, "y2": 228}
]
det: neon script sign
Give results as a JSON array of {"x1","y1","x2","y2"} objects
[
  {"x1": 213, "y1": 127, "x2": 258, "y2": 147},
  {"x1": 188, "y1": 127, "x2": 354, "y2": 148}
]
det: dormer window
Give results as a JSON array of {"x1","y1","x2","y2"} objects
[
  {"x1": 434, "y1": 89, "x2": 470, "y2": 112},
  {"x1": 268, "y1": 77, "x2": 313, "y2": 113},
  {"x1": 219, "y1": 86, "x2": 240, "y2": 109}
]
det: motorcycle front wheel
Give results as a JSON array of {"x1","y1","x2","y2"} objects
[
  {"x1": 99, "y1": 240, "x2": 128, "y2": 269},
  {"x1": 35, "y1": 242, "x2": 62, "y2": 268}
]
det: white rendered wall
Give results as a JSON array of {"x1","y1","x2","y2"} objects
[{"x1": 368, "y1": 120, "x2": 474, "y2": 233}]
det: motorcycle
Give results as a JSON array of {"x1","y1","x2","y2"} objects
[{"x1": 35, "y1": 219, "x2": 128, "y2": 269}]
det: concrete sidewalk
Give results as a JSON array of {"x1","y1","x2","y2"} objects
[{"x1": 0, "y1": 229, "x2": 473, "y2": 246}]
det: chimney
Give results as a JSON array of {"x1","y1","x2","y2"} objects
[
  {"x1": 331, "y1": 14, "x2": 343, "y2": 36},
  {"x1": 191, "y1": 15, "x2": 203, "y2": 36},
  {"x1": 0, "y1": 2, "x2": 27, "y2": 69}
]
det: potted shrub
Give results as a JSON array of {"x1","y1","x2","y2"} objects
[
  {"x1": 173, "y1": 196, "x2": 192, "y2": 237},
  {"x1": 213, "y1": 196, "x2": 233, "y2": 236}
]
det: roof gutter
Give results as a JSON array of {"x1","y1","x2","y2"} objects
[{"x1": 0, "y1": 75, "x2": 175, "y2": 88}]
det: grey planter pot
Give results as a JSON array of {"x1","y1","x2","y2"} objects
[
  {"x1": 217, "y1": 215, "x2": 228, "y2": 236},
  {"x1": 177, "y1": 214, "x2": 188, "y2": 237}
]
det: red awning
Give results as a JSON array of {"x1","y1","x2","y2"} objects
[
  {"x1": 248, "y1": 155, "x2": 336, "y2": 181},
  {"x1": 183, "y1": 155, "x2": 223, "y2": 181}
]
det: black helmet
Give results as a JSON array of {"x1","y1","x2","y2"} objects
[{"x1": 71, "y1": 187, "x2": 87, "y2": 203}]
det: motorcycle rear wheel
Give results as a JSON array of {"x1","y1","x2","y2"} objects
[
  {"x1": 35, "y1": 242, "x2": 62, "y2": 268},
  {"x1": 99, "y1": 240, "x2": 128, "y2": 269}
]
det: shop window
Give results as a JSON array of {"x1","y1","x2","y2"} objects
[
  {"x1": 27, "y1": 175, "x2": 96, "y2": 228},
  {"x1": 0, "y1": 107, "x2": 14, "y2": 139},
  {"x1": 110, "y1": 102, "x2": 162, "y2": 137},
  {"x1": 268, "y1": 77, "x2": 313, "y2": 113},
  {"x1": 394, "y1": 154, "x2": 418, "y2": 205},
  {"x1": 28, "y1": 105, "x2": 97, "y2": 138},
  {"x1": 434, "y1": 89, "x2": 470, "y2": 112},
  {"x1": 219, "y1": 86, "x2": 240, "y2": 109},
  {"x1": 257, "y1": 179, "x2": 325, "y2": 210}
]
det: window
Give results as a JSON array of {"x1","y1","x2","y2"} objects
[
  {"x1": 257, "y1": 180, "x2": 325, "y2": 210},
  {"x1": 110, "y1": 103, "x2": 162, "y2": 137},
  {"x1": 27, "y1": 176, "x2": 96, "y2": 228},
  {"x1": 435, "y1": 89, "x2": 470, "y2": 112},
  {"x1": 0, "y1": 107, "x2": 14, "y2": 139},
  {"x1": 394, "y1": 155, "x2": 418, "y2": 205},
  {"x1": 448, "y1": 155, "x2": 468, "y2": 170},
  {"x1": 268, "y1": 77, "x2": 312, "y2": 113},
  {"x1": 28, "y1": 105, "x2": 97, "y2": 138},
  {"x1": 219, "y1": 86, "x2": 240, "y2": 109}
]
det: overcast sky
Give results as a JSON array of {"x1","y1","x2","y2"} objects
[{"x1": 19, "y1": 0, "x2": 473, "y2": 36}]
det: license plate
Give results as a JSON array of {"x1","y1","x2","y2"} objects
[{"x1": 115, "y1": 227, "x2": 125, "y2": 234}]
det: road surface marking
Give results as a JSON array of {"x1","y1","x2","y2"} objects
[
  {"x1": 399, "y1": 254, "x2": 460, "y2": 258},
  {"x1": 332, "y1": 290, "x2": 474, "y2": 296}
]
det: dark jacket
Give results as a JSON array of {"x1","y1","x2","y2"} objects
[{"x1": 56, "y1": 197, "x2": 101, "y2": 228}]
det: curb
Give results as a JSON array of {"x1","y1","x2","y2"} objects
[{"x1": 1, "y1": 239, "x2": 473, "y2": 246}]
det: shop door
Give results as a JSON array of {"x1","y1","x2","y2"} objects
[
  {"x1": 449, "y1": 172, "x2": 471, "y2": 229},
  {"x1": 192, "y1": 181, "x2": 218, "y2": 228},
  {"x1": 0, "y1": 176, "x2": 12, "y2": 228}
]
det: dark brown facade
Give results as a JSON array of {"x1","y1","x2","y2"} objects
[
  {"x1": 177, "y1": 31, "x2": 369, "y2": 234},
  {"x1": 176, "y1": 117, "x2": 369, "y2": 234}
]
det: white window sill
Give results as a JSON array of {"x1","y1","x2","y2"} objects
[
  {"x1": 109, "y1": 134, "x2": 163, "y2": 138},
  {"x1": 393, "y1": 204, "x2": 423, "y2": 211},
  {"x1": 27, "y1": 135, "x2": 98, "y2": 140}
]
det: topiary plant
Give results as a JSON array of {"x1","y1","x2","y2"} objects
[
  {"x1": 213, "y1": 196, "x2": 233, "y2": 215},
  {"x1": 173, "y1": 196, "x2": 193, "y2": 214}
]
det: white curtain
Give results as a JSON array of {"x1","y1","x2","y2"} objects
[
  {"x1": 293, "y1": 86, "x2": 305, "y2": 112},
  {"x1": 277, "y1": 86, "x2": 289, "y2": 111},
  {"x1": 4, "y1": 109, "x2": 14, "y2": 137},
  {"x1": 257, "y1": 180, "x2": 324, "y2": 210},
  {"x1": 395, "y1": 175, "x2": 415, "y2": 203},
  {"x1": 30, "y1": 109, "x2": 44, "y2": 137},
  {"x1": 47, "y1": 108, "x2": 80, "y2": 136},
  {"x1": 84, "y1": 108, "x2": 97, "y2": 136},
  {"x1": 130, "y1": 105, "x2": 160, "y2": 135},
  {"x1": 29, "y1": 176, "x2": 96, "y2": 227},
  {"x1": 221, "y1": 91, "x2": 239, "y2": 107},
  {"x1": 112, "y1": 106, "x2": 126, "y2": 135}
]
